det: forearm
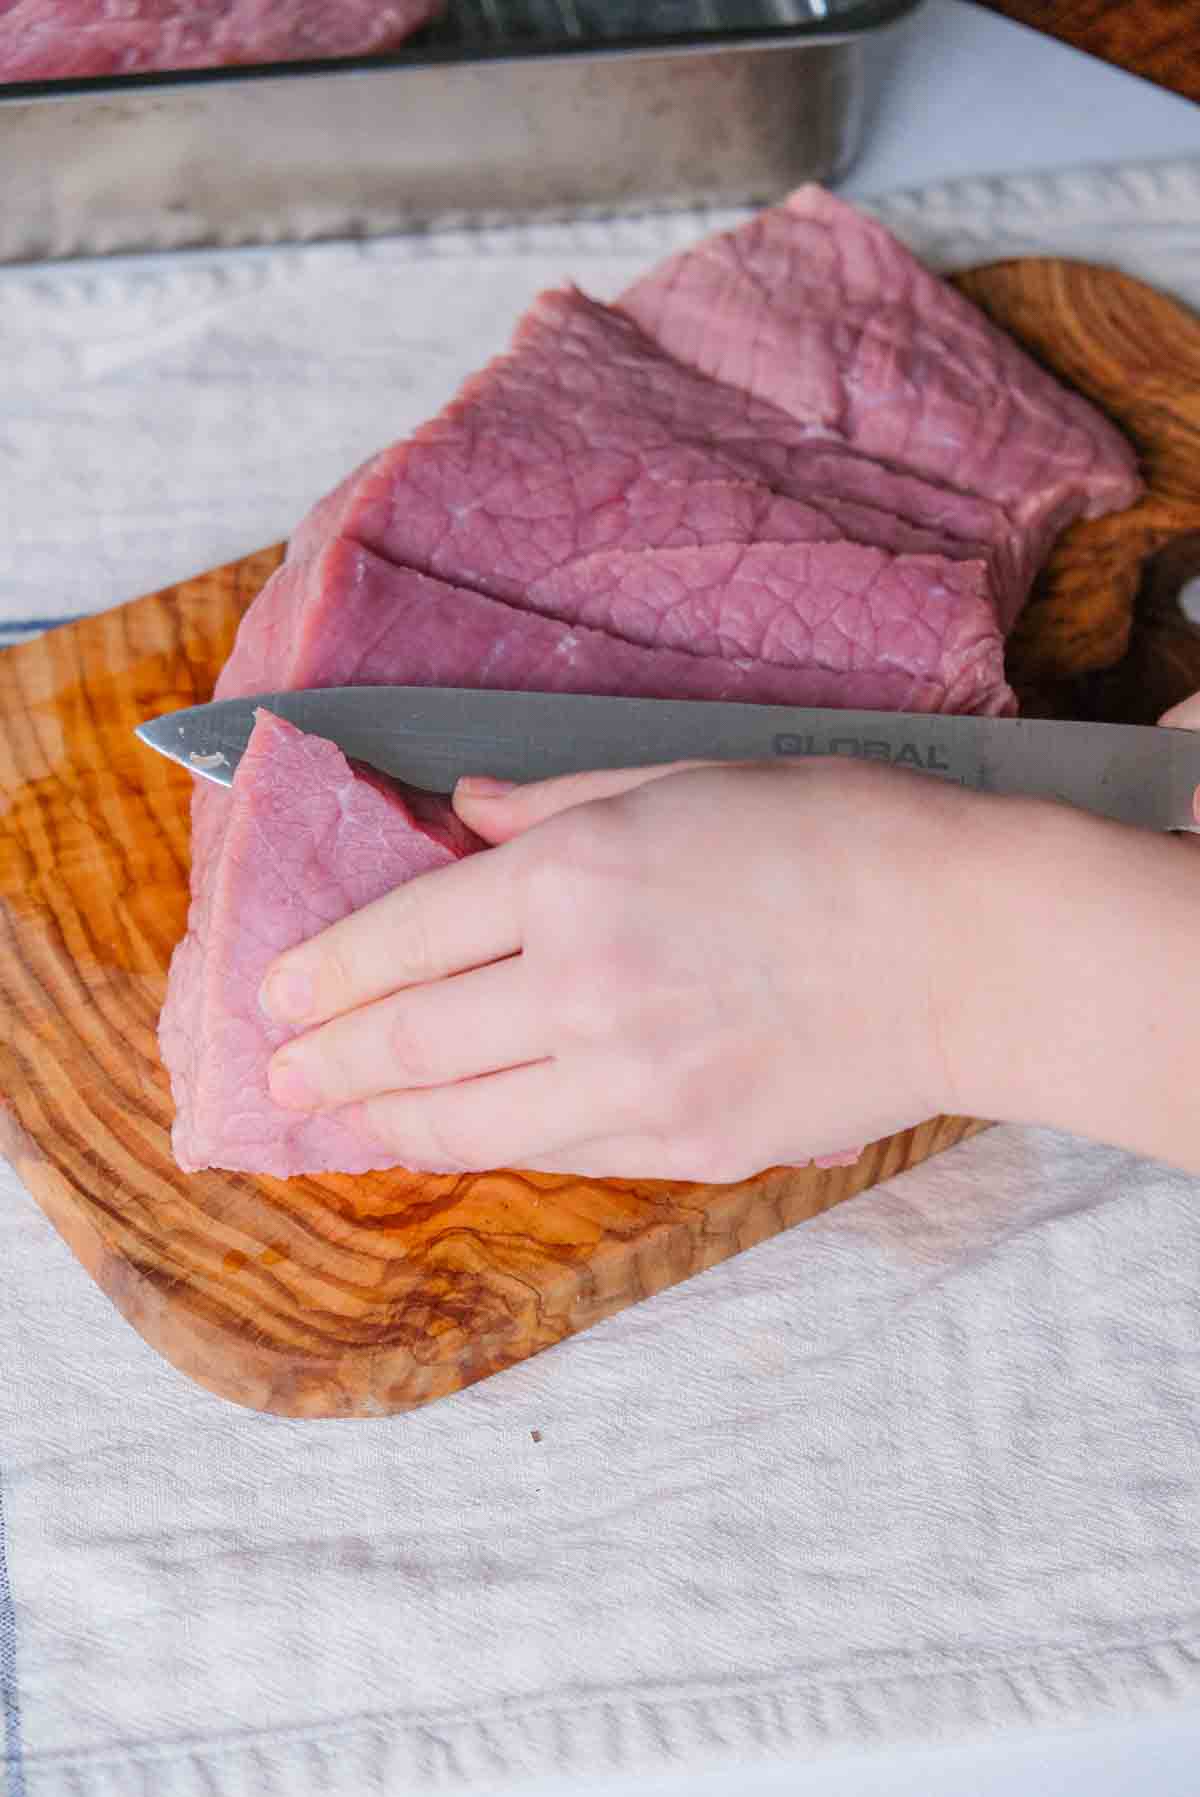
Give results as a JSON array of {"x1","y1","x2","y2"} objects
[{"x1": 948, "y1": 798, "x2": 1200, "y2": 1170}]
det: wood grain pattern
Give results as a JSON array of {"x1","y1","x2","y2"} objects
[
  {"x1": 2, "y1": 261, "x2": 1199, "y2": 1417},
  {"x1": 956, "y1": 261, "x2": 1200, "y2": 697},
  {"x1": 979, "y1": 0, "x2": 1200, "y2": 105}
]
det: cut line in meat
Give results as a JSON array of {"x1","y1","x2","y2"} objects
[
  {"x1": 287, "y1": 287, "x2": 1028, "y2": 628},
  {"x1": 218, "y1": 540, "x2": 1012, "y2": 719},
  {"x1": 620, "y1": 185, "x2": 1141, "y2": 622}
]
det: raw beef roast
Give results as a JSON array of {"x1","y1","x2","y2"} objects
[
  {"x1": 159, "y1": 188, "x2": 1143, "y2": 1178},
  {"x1": 1, "y1": 0, "x2": 438, "y2": 82}
]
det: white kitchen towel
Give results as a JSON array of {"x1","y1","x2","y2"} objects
[
  {"x1": 1, "y1": 156, "x2": 1200, "y2": 1796},
  {"x1": 1, "y1": 1127, "x2": 1199, "y2": 1797}
]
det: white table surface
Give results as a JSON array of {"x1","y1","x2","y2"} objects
[
  {"x1": 848, "y1": 0, "x2": 1198, "y2": 199},
  {"x1": 2, "y1": 6, "x2": 1199, "y2": 1796}
]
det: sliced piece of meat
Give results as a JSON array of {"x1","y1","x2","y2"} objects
[
  {"x1": 160, "y1": 709, "x2": 480, "y2": 1178},
  {"x1": 0, "y1": 0, "x2": 438, "y2": 81},
  {"x1": 218, "y1": 537, "x2": 1015, "y2": 719},
  {"x1": 286, "y1": 288, "x2": 1020, "y2": 622},
  {"x1": 619, "y1": 185, "x2": 1142, "y2": 622},
  {"x1": 524, "y1": 541, "x2": 1001, "y2": 682}
]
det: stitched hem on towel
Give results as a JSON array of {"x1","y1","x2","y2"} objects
[{"x1": 8, "y1": 1628, "x2": 1200, "y2": 1795}]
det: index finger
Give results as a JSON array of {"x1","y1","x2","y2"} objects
[
  {"x1": 259, "y1": 835, "x2": 522, "y2": 1031},
  {"x1": 454, "y1": 758, "x2": 717, "y2": 844}
]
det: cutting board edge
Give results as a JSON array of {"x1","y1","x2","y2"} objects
[{"x1": 0, "y1": 1093, "x2": 991, "y2": 1416}]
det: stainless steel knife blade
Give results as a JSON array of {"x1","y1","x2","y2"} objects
[{"x1": 134, "y1": 687, "x2": 1200, "y2": 833}]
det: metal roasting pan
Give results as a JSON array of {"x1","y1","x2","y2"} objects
[{"x1": 0, "y1": 0, "x2": 924, "y2": 265}]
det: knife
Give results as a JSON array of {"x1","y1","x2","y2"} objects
[{"x1": 135, "y1": 687, "x2": 1200, "y2": 833}]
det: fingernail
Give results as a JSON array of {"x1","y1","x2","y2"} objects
[
  {"x1": 259, "y1": 964, "x2": 314, "y2": 1024},
  {"x1": 268, "y1": 1052, "x2": 317, "y2": 1111},
  {"x1": 455, "y1": 775, "x2": 517, "y2": 800}
]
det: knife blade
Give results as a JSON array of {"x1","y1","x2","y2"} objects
[{"x1": 134, "y1": 687, "x2": 1200, "y2": 833}]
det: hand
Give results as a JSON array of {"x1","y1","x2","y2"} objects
[{"x1": 258, "y1": 756, "x2": 988, "y2": 1181}]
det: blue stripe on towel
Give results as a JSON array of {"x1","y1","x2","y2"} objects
[
  {"x1": 0, "y1": 1473, "x2": 25, "y2": 1797},
  {"x1": 0, "y1": 615, "x2": 86, "y2": 639}
]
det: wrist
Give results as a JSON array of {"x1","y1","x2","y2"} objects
[
  {"x1": 933, "y1": 795, "x2": 1115, "y2": 1128},
  {"x1": 939, "y1": 794, "x2": 1200, "y2": 1165}
]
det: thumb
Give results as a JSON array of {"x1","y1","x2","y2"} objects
[
  {"x1": 1159, "y1": 692, "x2": 1200, "y2": 730},
  {"x1": 452, "y1": 760, "x2": 710, "y2": 845}
]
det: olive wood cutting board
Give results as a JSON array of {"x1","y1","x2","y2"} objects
[{"x1": 2, "y1": 259, "x2": 1200, "y2": 1418}]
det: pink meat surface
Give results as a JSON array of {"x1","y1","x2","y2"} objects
[
  {"x1": 220, "y1": 538, "x2": 1013, "y2": 718},
  {"x1": 159, "y1": 709, "x2": 480, "y2": 1177},
  {"x1": 160, "y1": 187, "x2": 1142, "y2": 1179},
  {"x1": 1, "y1": 0, "x2": 437, "y2": 81},
  {"x1": 620, "y1": 185, "x2": 1142, "y2": 623},
  {"x1": 286, "y1": 289, "x2": 1024, "y2": 623},
  {"x1": 525, "y1": 542, "x2": 1003, "y2": 681}
]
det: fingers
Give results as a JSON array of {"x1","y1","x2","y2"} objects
[
  {"x1": 518, "y1": 1142, "x2": 860, "y2": 1179},
  {"x1": 356, "y1": 1064, "x2": 805, "y2": 1182},
  {"x1": 520, "y1": 1136, "x2": 695, "y2": 1179},
  {"x1": 358, "y1": 1058, "x2": 629, "y2": 1174},
  {"x1": 259, "y1": 839, "x2": 521, "y2": 1031},
  {"x1": 453, "y1": 760, "x2": 712, "y2": 844},
  {"x1": 267, "y1": 955, "x2": 548, "y2": 1109}
]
